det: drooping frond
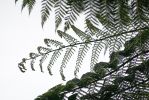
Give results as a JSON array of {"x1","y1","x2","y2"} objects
[
  {"x1": 18, "y1": 26, "x2": 148, "y2": 79},
  {"x1": 17, "y1": 0, "x2": 36, "y2": 14},
  {"x1": 17, "y1": 0, "x2": 149, "y2": 81},
  {"x1": 35, "y1": 29, "x2": 149, "y2": 100}
]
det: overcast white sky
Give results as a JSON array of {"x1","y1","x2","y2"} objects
[
  {"x1": 0, "y1": 0, "x2": 63, "y2": 100},
  {"x1": 0, "y1": 1, "x2": 109, "y2": 100}
]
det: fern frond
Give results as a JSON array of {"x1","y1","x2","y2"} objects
[
  {"x1": 18, "y1": 26, "x2": 148, "y2": 76},
  {"x1": 60, "y1": 47, "x2": 75, "y2": 80}
]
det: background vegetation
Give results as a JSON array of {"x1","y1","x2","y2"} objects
[{"x1": 16, "y1": 0, "x2": 149, "y2": 99}]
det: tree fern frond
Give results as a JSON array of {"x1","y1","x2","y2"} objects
[
  {"x1": 74, "y1": 44, "x2": 91, "y2": 76},
  {"x1": 60, "y1": 47, "x2": 76, "y2": 80},
  {"x1": 18, "y1": 27, "x2": 148, "y2": 75}
]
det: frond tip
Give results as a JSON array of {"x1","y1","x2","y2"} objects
[
  {"x1": 41, "y1": 0, "x2": 54, "y2": 27},
  {"x1": 18, "y1": 63, "x2": 27, "y2": 73},
  {"x1": 21, "y1": 0, "x2": 36, "y2": 14}
]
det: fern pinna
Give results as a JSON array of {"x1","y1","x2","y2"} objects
[{"x1": 34, "y1": 29, "x2": 149, "y2": 100}]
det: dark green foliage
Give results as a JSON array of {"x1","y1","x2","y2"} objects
[
  {"x1": 64, "y1": 78, "x2": 79, "y2": 91},
  {"x1": 35, "y1": 84, "x2": 65, "y2": 100},
  {"x1": 68, "y1": 93, "x2": 77, "y2": 100}
]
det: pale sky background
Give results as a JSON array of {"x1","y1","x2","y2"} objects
[{"x1": 0, "y1": 0, "x2": 109, "y2": 100}]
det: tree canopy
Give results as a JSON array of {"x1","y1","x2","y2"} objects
[{"x1": 15, "y1": 0, "x2": 149, "y2": 99}]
